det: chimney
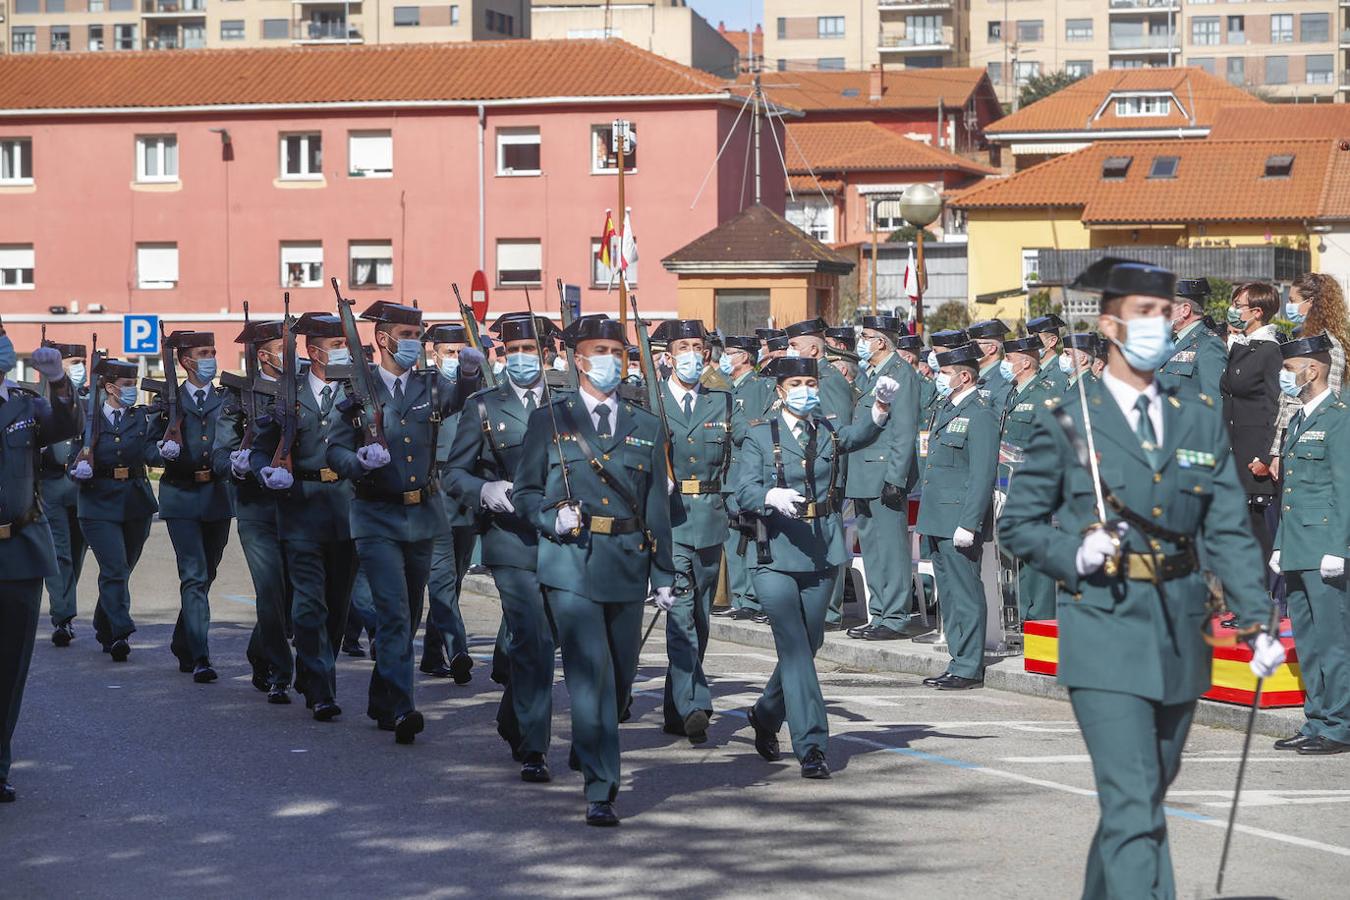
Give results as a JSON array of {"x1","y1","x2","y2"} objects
[{"x1": 870, "y1": 64, "x2": 885, "y2": 102}]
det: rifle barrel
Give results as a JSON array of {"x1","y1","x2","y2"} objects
[{"x1": 523, "y1": 287, "x2": 574, "y2": 502}]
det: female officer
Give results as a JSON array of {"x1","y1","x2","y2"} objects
[
  {"x1": 70, "y1": 359, "x2": 161, "y2": 663},
  {"x1": 735, "y1": 357, "x2": 897, "y2": 779}
]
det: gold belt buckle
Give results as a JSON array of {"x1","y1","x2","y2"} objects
[
  {"x1": 590, "y1": 515, "x2": 615, "y2": 535},
  {"x1": 193, "y1": 469, "x2": 212, "y2": 484},
  {"x1": 0, "y1": 523, "x2": 11, "y2": 540},
  {"x1": 113, "y1": 467, "x2": 130, "y2": 481},
  {"x1": 319, "y1": 468, "x2": 338, "y2": 483},
  {"x1": 680, "y1": 479, "x2": 702, "y2": 494},
  {"x1": 801, "y1": 501, "x2": 819, "y2": 518},
  {"x1": 1125, "y1": 553, "x2": 1162, "y2": 583},
  {"x1": 402, "y1": 490, "x2": 422, "y2": 506}
]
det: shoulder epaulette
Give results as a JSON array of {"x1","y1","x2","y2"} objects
[
  {"x1": 1168, "y1": 396, "x2": 1182, "y2": 409},
  {"x1": 1196, "y1": 392, "x2": 1214, "y2": 407},
  {"x1": 748, "y1": 418, "x2": 768, "y2": 427},
  {"x1": 8, "y1": 384, "x2": 40, "y2": 399},
  {"x1": 1042, "y1": 396, "x2": 1061, "y2": 408}
]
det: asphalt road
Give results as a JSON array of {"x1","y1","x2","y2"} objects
[{"x1": 4, "y1": 523, "x2": 1348, "y2": 899}]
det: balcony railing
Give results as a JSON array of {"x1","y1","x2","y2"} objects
[
  {"x1": 1108, "y1": 0, "x2": 1179, "y2": 11},
  {"x1": 1109, "y1": 34, "x2": 1179, "y2": 51},
  {"x1": 879, "y1": 27, "x2": 952, "y2": 49},
  {"x1": 294, "y1": 20, "x2": 362, "y2": 42},
  {"x1": 878, "y1": 0, "x2": 952, "y2": 11},
  {"x1": 141, "y1": 0, "x2": 205, "y2": 13}
]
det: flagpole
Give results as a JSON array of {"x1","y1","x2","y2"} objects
[{"x1": 617, "y1": 124, "x2": 628, "y2": 328}]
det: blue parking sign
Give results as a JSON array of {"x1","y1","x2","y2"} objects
[{"x1": 123, "y1": 314, "x2": 160, "y2": 355}]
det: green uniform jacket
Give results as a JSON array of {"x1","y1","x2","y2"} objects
[
  {"x1": 1157, "y1": 322, "x2": 1226, "y2": 403},
  {"x1": 733, "y1": 410, "x2": 883, "y2": 573},
  {"x1": 845, "y1": 353, "x2": 920, "y2": 499},
  {"x1": 213, "y1": 380, "x2": 277, "y2": 525},
  {"x1": 1273, "y1": 396, "x2": 1350, "y2": 572},
  {"x1": 71, "y1": 405, "x2": 160, "y2": 522},
  {"x1": 999, "y1": 380, "x2": 1269, "y2": 703},
  {"x1": 663, "y1": 381, "x2": 733, "y2": 550},
  {"x1": 915, "y1": 390, "x2": 998, "y2": 538},
  {"x1": 513, "y1": 393, "x2": 675, "y2": 600},
  {"x1": 1039, "y1": 355, "x2": 1069, "y2": 392},
  {"x1": 977, "y1": 363, "x2": 1014, "y2": 414},
  {"x1": 1000, "y1": 377, "x2": 1059, "y2": 451},
  {"x1": 148, "y1": 383, "x2": 234, "y2": 521},
  {"x1": 1, "y1": 380, "x2": 80, "y2": 580},
  {"x1": 818, "y1": 364, "x2": 855, "y2": 425}
]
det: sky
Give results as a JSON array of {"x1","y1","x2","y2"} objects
[{"x1": 688, "y1": 0, "x2": 762, "y2": 31}]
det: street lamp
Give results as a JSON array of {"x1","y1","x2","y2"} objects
[{"x1": 900, "y1": 183, "x2": 943, "y2": 334}]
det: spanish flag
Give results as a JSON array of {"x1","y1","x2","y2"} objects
[{"x1": 596, "y1": 209, "x2": 617, "y2": 272}]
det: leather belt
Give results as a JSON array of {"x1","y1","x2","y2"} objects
[
  {"x1": 355, "y1": 484, "x2": 431, "y2": 506},
  {"x1": 93, "y1": 465, "x2": 145, "y2": 481},
  {"x1": 1120, "y1": 552, "x2": 1194, "y2": 583},
  {"x1": 798, "y1": 499, "x2": 837, "y2": 520},
  {"x1": 296, "y1": 468, "x2": 340, "y2": 483},
  {"x1": 0, "y1": 506, "x2": 40, "y2": 540},
  {"x1": 162, "y1": 469, "x2": 215, "y2": 486},
  {"x1": 585, "y1": 514, "x2": 641, "y2": 536},
  {"x1": 678, "y1": 479, "x2": 721, "y2": 495}
]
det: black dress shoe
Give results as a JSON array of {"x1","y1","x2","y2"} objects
[
  {"x1": 313, "y1": 701, "x2": 342, "y2": 722},
  {"x1": 921, "y1": 671, "x2": 950, "y2": 687},
  {"x1": 729, "y1": 608, "x2": 759, "y2": 621},
  {"x1": 419, "y1": 661, "x2": 453, "y2": 678},
  {"x1": 267, "y1": 685, "x2": 290, "y2": 705},
  {"x1": 683, "y1": 709, "x2": 710, "y2": 746},
  {"x1": 862, "y1": 625, "x2": 905, "y2": 641},
  {"x1": 822, "y1": 621, "x2": 844, "y2": 632},
  {"x1": 109, "y1": 639, "x2": 130, "y2": 663},
  {"x1": 394, "y1": 711, "x2": 424, "y2": 745},
  {"x1": 845, "y1": 623, "x2": 871, "y2": 639},
  {"x1": 934, "y1": 673, "x2": 983, "y2": 691},
  {"x1": 1297, "y1": 735, "x2": 1350, "y2": 755},
  {"x1": 341, "y1": 638, "x2": 366, "y2": 658},
  {"x1": 377, "y1": 718, "x2": 396, "y2": 732},
  {"x1": 800, "y1": 748, "x2": 831, "y2": 780},
  {"x1": 449, "y1": 652, "x2": 473, "y2": 685},
  {"x1": 585, "y1": 801, "x2": 619, "y2": 826},
  {"x1": 1274, "y1": 733, "x2": 1314, "y2": 751},
  {"x1": 521, "y1": 752, "x2": 552, "y2": 783},
  {"x1": 710, "y1": 605, "x2": 735, "y2": 617},
  {"x1": 51, "y1": 622, "x2": 75, "y2": 647},
  {"x1": 747, "y1": 707, "x2": 781, "y2": 762},
  {"x1": 754, "y1": 614, "x2": 771, "y2": 625},
  {"x1": 0, "y1": 780, "x2": 14, "y2": 803},
  {"x1": 193, "y1": 660, "x2": 218, "y2": 684}
]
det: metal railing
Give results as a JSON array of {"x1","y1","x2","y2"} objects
[
  {"x1": 141, "y1": 0, "x2": 205, "y2": 12},
  {"x1": 294, "y1": 20, "x2": 362, "y2": 41},
  {"x1": 1109, "y1": 33, "x2": 1179, "y2": 51},
  {"x1": 879, "y1": 27, "x2": 951, "y2": 49},
  {"x1": 1108, "y1": 0, "x2": 1179, "y2": 10},
  {"x1": 1033, "y1": 246, "x2": 1310, "y2": 287}
]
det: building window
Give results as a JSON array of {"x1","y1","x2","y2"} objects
[
  {"x1": 280, "y1": 133, "x2": 322, "y2": 180},
  {"x1": 113, "y1": 24, "x2": 137, "y2": 50},
  {"x1": 496, "y1": 127, "x2": 541, "y2": 176},
  {"x1": 261, "y1": 19, "x2": 289, "y2": 40},
  {"x1": 1101, "y1": 156, "x2": 1132, "y2": 180},
  {"x1": 1014, "y1": 61, "x2": 1041, "y2": 85},
  {"x1": 777, "y1": 59, "x2": 787, "y2": 72},
  {"x1": 1114, "y1": 95, "x2": 1172, "y2": 116},
  {"x1": 393, "y1": 6, "x2": 420, "y2": 27},
  {"x1": 48, "y1": 0, "x2": 66, "y2": 10},
  {"x1": 51, "y1": 26, "x2": 71, "y2": 51},
  {"x1": 817, "y1": 57, "x2": 845, "y2": 70},
  {"x1": 1148, "y1": 156, "x2": 1179, "y2": 179},
  {"x1": 987, "y1": 21, "x2": 1001, "y2": 42},
  {"x1": 1264, "y1": 154, "x2": 1294, "y2": 179},
  {"x1": 591, "y1": 238, "x2": 637, "y2": 287},
  {"x1": 349, "y1": 242, "x2": 393, "y2": 288},
  {"x1": 182, "y1": 22, "x2": 205, "y2": 48},
  {"x1": 136, "y1": 135, "x2": 178, "y2": 183},
  {"x1": 1227, "y1": 16, "x2": 1244, "y2": 45},
  {"x1": 1065, "y1": 19, "x2": 1092, "y2": 41},
  {"x1": 450, "y1": 4, "x2": 458, "y2": 25},
  {"x1": 88, "y1": 25, "x2": 104, "y2": 50},
  {"x1": 497, "y1": 239, "x2": 542, "y2": 287},
  {"x1": 785, "y1": 196, "x2": 834, "y2": 245},
  {"x1": 1301, "y1": 13, "x2": 1329, "y2": 44},
  {"x1": 817, "y1": 16, "x2": 844, "y2": 39},
  {"x1": 1266, "y1": 56, "x2": 1288, "y2": 85},
  {"x1": 1065, "y1": 60, "x2": 1094, "y2": 79},
  {"x1": 14, "y1": 0, "x2": 37, "y2": 11},
  {"x1": 909, "y1": 15, "x2": 942, "y2": 46},
  {"x1": 485, "y1": 9, "x2": 514, "y2": 35},
  {"x1": 109, "y1": 0, "x2": 131, "y2": 9},
  {"x1": 136, "y1": 243, "x2": 179, "y2": 290},
  {"x1": 1306, "y1": 54, "x2": 1333, "y2": 85},
  {"x1": 0, "y1": 245, "x2": 35, "y2": 291},
  {"x1": 1191, "y1": 17, "x2": 1219, "y2": 46},
  {"x1": 591, "y1": 124, "x2": 637, "y2": 173},
  {"x1": 281, "y1": 242, "x2": 323, "y2": 288},
  {"x1": 1016, "y1": 20, "x2": 1043, "y2": 43},
  {"x1": 0, "y1": 139, "x2": 33, "y2": 185},
  {"x1": 220, "y1": 20, "x2": 245, "y2": 41},
  {"x1": 1227, "y1": 56, "x2": 1245, "y2": 85},
  {"x1": 348, "y1": 131, "x2": 393, "y2": 178},
  {"x1": 869, "y1": 197, "x2": 905, "y2": 233},
  {"x1": 1271, "y1": 14, "x2": 1293, "y2": 44},
  {"x1": 11, "y1": 28, "x2": 37, "y2": 54},
  {"x1": 986, "y1": 62, "x2": 1003, "y2": 85},
  {"x1": 1188, "y1": 57, "x2": 1216, "y2": 76},
  {"x1": 89, "y1": 0, "x2": 104, "y2": 9},
  {"x1": 776, "y1": 17, "x2": 786, "y2": 40}
]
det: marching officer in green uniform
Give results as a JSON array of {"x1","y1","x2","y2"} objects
[
  {"x1": 148, "y1": 331, "x2": 233, "y2": 683},
  {"x1": 735, "y1": 357, "x2": 896, "y2": 778},
  {"x1": 1158, "y1": 278, "x2": 1225, "y2": 401},
  {"x1": 970, "y1": 319, "x2": 1013, "y2": 412},
  {"x1": 256, "y1": 312, "x2": 357, "y2": 721},
  {"x1": 843, "y1": 315, "x2": 922, "y2": 641},
  {"x1": 1027, "y1": 314, "x2": 1069, "y2": 391},
  {"x1": 915, "y1": 342, "x2": 998, "y2": 689},
  {"x1": 715, "y1": 335, "x2": 765, "y2": 622},
  {"x1": 1269, "y1": 333, "x2": 1350, "y2": 755},
  {"x1": 38, "y1": 341, "x2": 88, "y2": 648},
  {"x1": 513, "y1": 315, "x2": 675, "y2": 826},
  {"x1": 327, "y1": 301, "x2": 483, "y2": 744},
  {"x1": 1061, "y1": 332, "x2": 1098, "y2": 387},
  {"x1": 447, "y1": 312, "x2": 560, "y2": 781},
  {"x1": 824, "y1": 325, "x2": 855, "y2": 355},
  {"x1": 216, "y1": 319, "x2": 292, "y2": 704},
  {"x1": 647, "y1": 319, "x2": 733, "y2": 746},
  {"x1": 0, "y1": 331, "x2": 78, "y2": 803},
  {"x1": 924, "y1": 329, "x2": 969, "y2": 415},
  {"x1": 1001, "y1": 259, "x2": 1278, "y2": 898},
  {"x1": 71, "y1": 359, "x2": 159, "y2": 663}
]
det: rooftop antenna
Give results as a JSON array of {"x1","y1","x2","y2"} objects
[{"x1": 604, "y1": 0, "x2": 612, "y2": 39}]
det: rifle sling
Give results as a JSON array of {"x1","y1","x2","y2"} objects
[{"x1": 558, "y1": 402, "x2": 653, "y2": 547}]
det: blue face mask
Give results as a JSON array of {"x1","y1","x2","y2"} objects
[
  {"x1": 785, "y1": 347, "x2": 802, "y2": 359},
  {"x1": 118, "y1": 385, "x2": 138, "y2": 407},
  {"x1": 389, "y1": 338, "x2": 421, "y2": 370},
  {"x1": 935, "y1": 373, "x2": 954, "y2": 398},
  {"x1": 0, "y1": 334, "x2": 17, "y2": 374},
  {"x1": 674, "y1": 351, "x2": 703, "y2": 384},
  {"x1": 439, "y1": 357, "x2": 459, "y2": 379},
  {"x1": 1108, "y1": 315, "x2": 1175, "y2": 371},
  {"x1": 1279, "y1": 368, "x2": 1306, "y2": 398},
  {"x1": 324, "y1": 347, "x2": 351, "y2": 367},
  {"x1": 506, "y1": 352, "x2": 541, "y2": 386},
  {"x1": 1285, "y1": 299, "x2": 1306, "y2": 325},
  {"x1": 998, "y1": 359, "x2": 1015, "y2": 381},
  {"x1": 784, "y1": 385, "x2": 820, "y2": 416},
  {"x1": 583, "y1": 354, "x2": 622, "y2": 393},
  {"x1": 855, "y1": 337, "x2": 873, "y2": 360},
  {"x1": 1058, "y1": 353, "x2": 1074, "y2": 374},
  {"x1": 68, "y1": 362, "x2": 87, "y2": 388},
  {"x1": 191, "y1": 357, "x2": 217, "y2": 381},
  {"x1": 718, "y1": 354, "x2": 735, "y2": 376}
]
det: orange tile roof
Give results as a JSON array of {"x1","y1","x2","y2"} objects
[
  {"x1": 0, "y1": 39, "x2": 730, "y2": 113},
  {"x1": 788, "y1": 174, "x2": 844, "y2": 195},
  {"x1": 986, "y1": 67, "x2": 1263, "y2": 137},
  {"x1": 737, "y1": 68, "x2": 992, "y2": 112},
  {"x1": 950, "y1": 139, "x2": 1350, "y2": 224},
  {"x1": 1210, "y1": 103, "x2": 1350, "y2": 141},
  {"x1": 786, "y1": 121, "x2": 996, "y2": 177}
]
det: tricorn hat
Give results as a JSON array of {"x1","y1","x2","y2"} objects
[
  {"x1": 1026, "y1": 315, "x2": 1066, "y2": 335},
  {"x1": 896, "y1": 334, "x2": 925, "y2": 352},
  {"x1": 650, "y1": 319, "x2": 709, "y2": 344},
  {"x1": 784, "y1": 317, "x2": 828, "y2": 339},
  {"x1": 1281, "y1": 332, "x2": 1334, "y2": 359},
  {"x1": 1003, "y1": 336, "x2": 1042, "y2": 356},
  {"x1": 859, "y1": 315, "x2": 904, "y2": 335},
  {"x1": 763, "y1": 357, "x2": 818, "y2": 380},
  {"x1": 233, "y1": 320, "x2": 284, "y2": 345},
  {"x1": 490, "y1": 313, "x2": 558, "y2": 345},
  {"x1": 560, "y1": 315, "x2": 627, "y2": 348},
  {"x1": 968, "y1": 319, "x2": 1010, "y2": 340},
  {"x1": 293, "y1": 312, "x2": 344, "y2": 339},
  {"x1": 96, "y1": 358, "x2": 139, "y2": 380},
  {"x1": 724, "y1": 335, "x2": 759, "y2": 353},
  {"x1": 359, "y1": 301, "x2": 423, "y2": 327},
  {"x1": 422, "y1": 323, "x2": 468, "y2": 345},
  {"x1": 930, "y1": 329, "x2": 969, "y2": 348},
  {"x1": 935, "y1": 342, "x2": 982, "y2": 369},
  {"x1": 42, "y1": 341, "x2": 87, "y2": 359},
  {"x1": 167, "y1": 330, "x2": 215, "y2": 349}
]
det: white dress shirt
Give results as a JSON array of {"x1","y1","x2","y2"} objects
[
  {"x1": 376, "y1": 365, "x2": 410, "y2": 398},
  {"x1": 0, "y1": 378, "x2": 13, "y2": 402},
  {"x1": 510, "y1": 378, "x2": 543, "y2": 410},
  {"x1": 1302, "y1": 387, "x2": 1333, "y2": 420},
  {"x1": 307, "y1": 371, "x2": 336, "y2": 408},
  {"x1": 580, "y1": 386, "x2": 618, "y2": 432},
  {"x1": 103, "y1": 401, "x2": 123, "y2": 428},
  {"x1": 667, "y1": 377, "x2": 700, "y2": 414},
  {"x1": 948, "y1": 384, "x2": 977, "y2": 409},
  {"x1": 1101, "y1": 369, "x2": 1164, "y2": 445}
]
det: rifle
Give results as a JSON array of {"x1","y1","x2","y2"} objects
[
  {"x1": 158, "y1": 321, "x2": 184, "y2": 447},
  {"x1": 411, "y1": 299, "x2": 430, "y2": 370},
  {"x1": 76, "y1": 333, "x2": 102, "y2": 466},
  {"x1": 523, "y1": 286, "x2": 580, "y2": 536},
  {"x1": 240, "y1": 300, "x2": 260, "y2": 450},
  {"x1": 628, "y1": 294, "x2": 675, "y2": 482},
  {"x1": 556, "y1": 277, "x2": 579, "y2": 389},
  {"x1": 452, "y1": 282, "x2": 498, "y2": 389},
  {"x1": 330, "y1": 276, "x2": 387, "y2": 449},
  {"x1": 271, "y1": 292, "x2": 298, "y2": 473}
]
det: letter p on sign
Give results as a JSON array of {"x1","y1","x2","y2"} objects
[{"x1": 124, "y1": 314, "x2": 160, "y2": 355}]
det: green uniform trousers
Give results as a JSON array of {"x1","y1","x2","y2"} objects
[
  {"x1": 346, "y1": 565, "x2": 377, "y2": 641},
  {"x1": 41, "y1": 493, "x2": 85, "y2": 626},
  {"x1": 84, "y1": 516, "x2": 152, "y2": 647},
  {"x1": 926, "y1": 535, "x2": 987, "y2": 679},
  {"x1": 0, "y1": 578, "x2": 42, "y2": 781},
  {"x1": 238, "y1": 518, "x2": 293, "y2": 688},
  {"x1": 287, "y1": 538, "x2": 358, "y2": 706},
  {"x1": 166, "y1": 517, "x2": 232, "y2": 665},
  {"x1": 825, "y1": 564, "x2": 847, "y2": 625},
  {"x1": 1070, "y1": 688, "x2": 1195, "y2": 900},
  {"x1": 856, "y1": 499, "x2": 914, "y2": 629},
  {"x1": 751, "y1": 568, "x2": 831, "y2": 761},
  {"x1": 663, "y1": 543, "x2": 721, "y2": 730},
  {"x1": 1019, "y1": 561, "x2": 1058, "y2": 622},
  {"x1": 724, "y1": 529, "x2": 759, "y2": 612},
  {"x1": 1286, "y1": 571, "x2": 1350, "y2": 744},
  {"x1": 491, "y1": 565, "x2": 555, "y2": 756},
  {"x1": 356, "y1": 535, "x2": 434, "y2": 722},
  {"x1": 422, "y1": 524, "x2": 476, "y2": 670},
  {"x1": 547, "y1": 589, "x2": 643, "y2": 803}
]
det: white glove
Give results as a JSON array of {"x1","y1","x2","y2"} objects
[
  {"x1": 873, "y1": 375, "x2": 899, "y2": 405},
  {"x1": 952, "y1": 526, "x2": 976, "y2": 549},
  {"x1": 261, "y1": 466, "x2": 294, "y2": 490},
  {"x1": 71, "y1": 459, "x2": 93, "y2": 481},
  {"x1": 481, "y1": 480, "x2": 515, "y2": 514},
  {"x1": 765, "y1": 487, "x2": 806, "y2": 518},
  {"x1": 653, "y1": 586, "x2": 676, "y2": 611},
  {"x1": 230, "y1": 448, "x2": 251, "y2": 478},
  {"x1": 554, "y1": 503, "x2": 581, "y2": 535},
  {"x1": 1249, "y1": 632, "x2": 1286, "y2": 679},
  {"x1": 1076, "y1": 524, "x2": 1128, "y2": 577},
  {"x1": 32, "y1": 346, "x2": 65, "y2": 380},
  {"x1": 458, "y1": 347, "x2": 485, "y2": 378},
  {"x1": 1268, "y1": 551, "x2": 1282, "y2": 575},
  {"x1": 158, "y1": 439, "x2": 181, "y2": 461},
  {"x1": 356, "y1": 443, "x2": 390, "y2": 471},
  {"x1": 1320, "y1": 554, "x2": 1345, "y2": 580},
  {"x1": 667, "y1": 477, "x2": 677, "y2": 495}
]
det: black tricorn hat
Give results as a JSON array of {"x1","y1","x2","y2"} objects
[
  {"x1": 755, "y1": 328, "x2": 786, "y2": 341},
  {"x1": 896, "y1": 334, "x2": 925, "y2": 352},
  {"x1": 859, "y1": 315, "x2": 904, "y2": 335},
  {"x1": 561, "y1": 315, "x2": 626, "y2": 348},
  {"x1": 1003, "y1": 336, "x2": 1042, "y2": 355},
  {"x1": 1065, "y1": 332, "x2": 1099, "y2": 352},
  {"x1": 824, "y1": 326, "x2": 855, "y2": 341},
  {"x1": 626, "y1": 346, "x2": 642, "y2": 361},
  {"x1": 1026, "y1": 315, "x2": 1066, "y2": 334},
  {"x1": 293, "y1": 312, "x2": 344, "y2": 338},
  {"x1": 724, "y1": 335, "x2": 759, "y2": 353},
  {"x1": 96, "y1": 358, "x2": 139, "y2": 380},
  {"x1": 42, "y1": 341, "x2": 87, "y2": 359},
  {"x1": 930, "y1": 329, "x2": 969, "y2": 348},
  {"x1": 968, "y1": 319, "x2": 1010, "y2": 340},
  {"x1": 167, "y1": 330, "x2": 215, "y2": 349},
  {"x1": 1103, "y1": 262, "x2": 1175, "y2": 302},
  {"x1": 1281, "y1": 332, "x2": 1334, "y2": 359},
  {"x1": 1175, "y1": 278, "x2": 1211, "y2": 305},
  {"x1": 1067, "y1": 256, "x2": 1132, "y2": 293},
  {"x1": 359, "y1": 301, "x2": 423, "y2": 327},
  {"x1": 764, "y1": 357, "x2": 818, "y2": 380},
  {"x1": 650, "y1": 319, "x2": 709, "y2": 344},
  {"x1": 233, "y1": 320, "x2": 284, "y2": 345},
  {"x1": 784, "y1": 317, "x2": 828, "y2": 339},
  {"x1": 935, "y1": 342, "x2": 982, "y2": 368},
  {"x1": 765, "y1": 334, "x2": 790, "y2": 351},
  {"x1": 490, "y1": 313, "x2": 557, "y2": 345},
  {"x1": 422, "y1": 323, "x2": 468, "y2": 344},
  {"x1": 708, "y1": 329, "x2": 725, "y2": 346}
]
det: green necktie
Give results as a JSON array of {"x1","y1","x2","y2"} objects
[
  {"x1": 682, "y1": 393, "x2": 693, "y2": 418},
  {"x1": 524, "y1": 389, "x2": 537, "y2": 413},
  {"x1": 1134, "y1": 394, "x2": 1160, "y2": 469},
  {"x1": 595, "y1": 402, "x2": 611, "y2": 439}
]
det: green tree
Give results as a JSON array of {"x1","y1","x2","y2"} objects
[
  {"x1": 1027, "y1": 290, "x2": 1063, "y2": 321},
  {"x1": 1204, "y1": 277, "x2": 1233, "y2": 325},
  {"x1": 884, "y1": 224, "x2": 921, "y2": 244},
  {"x1": 927, "y1": 301, "x2": 971, "y2": 333},
  {"x1": 1018, "y1": 70, "x2": 1085, "y2": 110}
]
